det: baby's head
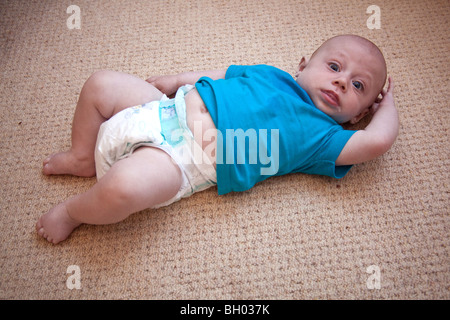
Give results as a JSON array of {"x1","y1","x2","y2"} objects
[{"x1": 295, "y1": 34, "x2": 387, "y2": 124}]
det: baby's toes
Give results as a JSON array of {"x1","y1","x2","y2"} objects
[
  {"x1": 42, "y1": 159, "x2": 55, "y2": 175},
  {"x1": 35, "y1": 219, "x2": 43, "y2": 232},
  {"x1": 38, "y1": 228, "x2": 47, "y2": 238},
  {"x1": 41, "y1": 231, "x2": 53, "y2": 243},
  {"x1": 43, "y1": 155, "x2": 52, "y2": 165},
  {"x1": 36, "y1": 219, "x2": 49, "y2": 239}
]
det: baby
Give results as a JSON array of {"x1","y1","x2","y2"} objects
[{"x1": 36, "y1": 34, "x2": 398, "y2": 244}]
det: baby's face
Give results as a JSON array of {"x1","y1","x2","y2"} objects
[{"x1": 295, "y1": 37, "x2": 386, "y2": 124}]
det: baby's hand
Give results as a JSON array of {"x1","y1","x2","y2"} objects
[
  {"x1": 146, "y1": 74, "x2": 179, "y2": 96},
  {"x1": 369, "y1": 76, "x2": 395, "y2": 115}
]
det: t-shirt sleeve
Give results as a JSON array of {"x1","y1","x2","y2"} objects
[
  {"x1": 301, "y1": 129, "x2": 357, "y2": 178},
  {"x1": 225, "y1": 65, "x2": 248, "y2": 79}
]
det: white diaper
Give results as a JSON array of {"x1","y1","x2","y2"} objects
[{"x1": 94, "y1": 85, "x2": 217, "y2": 208}]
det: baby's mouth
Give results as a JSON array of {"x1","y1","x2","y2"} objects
[{"x1": 321, "y1": 90, "x2": 340, "y2": 108}]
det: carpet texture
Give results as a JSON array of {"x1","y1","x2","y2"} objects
[{"x1": 0, "y1": 0, "x2": 448, "y2": 299}]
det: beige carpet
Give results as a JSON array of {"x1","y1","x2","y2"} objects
[{"x1": 0, "y1": 0, "x2": 448, "y2": 300}]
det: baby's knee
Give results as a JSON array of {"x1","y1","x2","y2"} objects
[
  {"x1": 99, "y1": 169, "x2": 142, "y2": 206},
  {"x1": 84, "y1": 70, "x2": 115, "y2": 94},
  {"x1": 100, "y1": 178, "x2": 133, "y2": 206},
  {"x1": 82, "y1": 70, "x2": 122, "y2": 116}
]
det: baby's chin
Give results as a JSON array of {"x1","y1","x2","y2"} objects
[
  {"x1": 322, "y1": 109, "x2": 354, "y2": 124},
  {"x1": 311, "y1": 100, "x2": 346, "y2": 123}
]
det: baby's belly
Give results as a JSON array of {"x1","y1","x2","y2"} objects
[{"x1": 185, "y1": 89, "x2": 217, "y2": 167}]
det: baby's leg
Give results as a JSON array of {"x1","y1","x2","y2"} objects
[
  {"x1": 43, "y1": 70, "x2": 164, "y2": 177},
  {"x1": 37, "y1": 147, "x2": 182, "y2": 244}
]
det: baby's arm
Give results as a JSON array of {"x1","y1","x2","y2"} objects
[
  {"x1": 336, "y1": 77, "x2": 399, "y2": 165},
  {"x1": 146, "y1": 70, "x2": 226, "y2": 96}
]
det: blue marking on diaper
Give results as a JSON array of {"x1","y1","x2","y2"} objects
[
  {"x1": 124, "y1": 105, "x2": 142, "y2": 119},
  {"x1": 159, "y1": 103, "x2": 184, "y2": 146}
]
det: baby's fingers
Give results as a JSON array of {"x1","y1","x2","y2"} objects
[
  {"x1": 369, "y1": 102, "x2": 380, "y2": 115},
  {"x1": 145, "y1": 76, "x2": 157, "y2": 83},
  {"x1": 377, "y1": 76, "x2": 393, "y2": 101},
  {"x1": 375, "y1": 92, "x2": 384, "y2": 103},
  {"x1": 386, "y1": 76, "x2": 394, "y2": 93}
]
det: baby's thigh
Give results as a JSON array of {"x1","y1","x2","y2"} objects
[
  {"x1": 88, "y1": 70, "x2": 165, "y2": 117},
  {"x1": 107, "y1": 146, "x2": 182, "y2": 210}
]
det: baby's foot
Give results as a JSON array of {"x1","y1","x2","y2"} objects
[
  {"x1": 43, "y1": 151, "x2": 95, "y2": 177},
  {"x1": 36, "y1": 202, "x2": 81, "y2": 244}
]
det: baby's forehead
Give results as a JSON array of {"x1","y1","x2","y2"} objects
[
  {"x1": 322, "y1": 43, "x2": 381, "y2": 65},
  {"x1": 317, "y1": 36, "x2": 378, "y2": 57},
  {"x1": 321, "y1": 37, "x2": 375, "y2": 56}
]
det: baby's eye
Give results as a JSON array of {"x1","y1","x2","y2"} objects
[
  {"x1": 353, "y1": 81, "x2": 364, "y2": 90},
  {"x1": 329, "y1": 63, "x2": 339, "y2": 72}
]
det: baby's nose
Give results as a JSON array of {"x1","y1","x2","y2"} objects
[{"x1": 333, "y1": 78, "x2": 347, "y2": 91}]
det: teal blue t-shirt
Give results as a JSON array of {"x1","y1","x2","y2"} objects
[{"x1": 195, "y1": 64, "x2": 356, "y2": 195}]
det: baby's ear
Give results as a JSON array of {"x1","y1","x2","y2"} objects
[
  {"x1": 349, "y1": 108, "x2": 370, "y2": 124},
  {"x1": 296, "y1": 57, "x2": 309, "y2": 76}
]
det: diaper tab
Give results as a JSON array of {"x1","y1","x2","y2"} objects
[{"x1": 159, "y1": 100, "x2": 184, "y2": 147}]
